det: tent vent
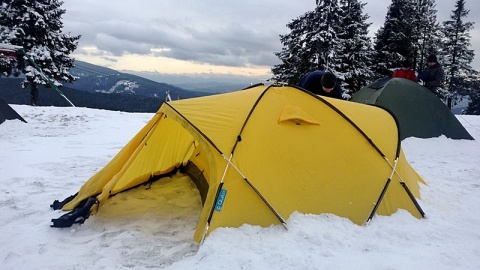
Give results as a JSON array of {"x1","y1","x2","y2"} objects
[{"x1": 278, "y1": 104, "x2": 319, "y2": 126}]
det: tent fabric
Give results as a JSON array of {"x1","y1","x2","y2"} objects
[
  {"x1": 351, "y1": 77, "x2": 474, "y2": 141},
  {"x1": 0, "y1": 99, "x2": 27, "y2": 124},
  {"x1": 52, "y1": 84, "x2": 426, "y2": 243}
]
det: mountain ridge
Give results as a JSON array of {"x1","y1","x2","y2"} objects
[{"x1": 0, "y1": 60, "x2": 214, "y2": 112}]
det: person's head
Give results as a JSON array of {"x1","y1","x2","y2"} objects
[
  {"x1": 427, "y1": 55, "x2": 437, "y2": 66},
  {"x1": 401, "y1": 60, "x2": 411, "y2": 69},
  {"x1": 320, "y1": 72, "x2": 336, "y2": 93}
]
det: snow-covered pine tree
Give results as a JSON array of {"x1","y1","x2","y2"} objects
[
  {"x1": 335, "y1": 0, "x2": 374, "y2": 95},
  {"x1": 373, "y1": 0, "x2": 417, "y2": 77},
  {"x1": 411, "y1": 0, "x2": 441, "y2": 70},
  {"x1": 309, "y1": 0, "x2": 342, "y2": 72},
  {"x1": 271, "y1": 11, "x2": 317, "y2": 84},
  {"x1": 440, "y1": 0, "x2": 476, "y2": 109},
  {"x1": 272, "y1": 0, "x2": 342, "y2": 85},
  {"x1": 464, "y1": 73, "x2": 480, "y2": 114},
  {"x1": 0, "y1": 0, "x2": 80, "y2": 105}
]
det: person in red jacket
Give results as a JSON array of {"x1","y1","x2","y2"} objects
[{"x1": 392, "y1": 60, "x2": 417, "y2": 82}]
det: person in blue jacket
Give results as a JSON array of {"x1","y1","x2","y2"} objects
[{"x1": 299, "y1": 70, "x2": 343, "y2": 99}]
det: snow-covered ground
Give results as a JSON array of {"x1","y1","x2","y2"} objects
[{"x1": 1, "y1": 105, "x2": 479, "y2": 270}]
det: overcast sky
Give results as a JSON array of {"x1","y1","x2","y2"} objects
[{"x1": 61, "y1": 0, "x2": 480, "y2": 80}]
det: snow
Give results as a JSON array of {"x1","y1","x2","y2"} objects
[
  {"x1": 97, "y1": 80, "x2": 140, "y2": 94},
  {"x1": 1, "y1": 104, "x2": 480, "y2": 270}
]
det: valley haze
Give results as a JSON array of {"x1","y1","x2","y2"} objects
[{"x1": 124, "y1": 70, "x2": 267, "y2": 93}]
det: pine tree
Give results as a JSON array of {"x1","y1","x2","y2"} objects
[
  {"x1": 310, "y1": 0, "x2": 342, "y2": 71},
  {"x1": 0, "y1": 0, "x2": 80, "y2": 105},
  {"x1": 411, "y1": 0, "x2": 441, "y2": 70},
  {"x1": 440, "y1": 0, "x2": 476, "y2": 109},
  {"x1": 335, "y1": 0, "x2": 374, "y2": 95},
  {"x1": 372, "y1": 0, "x2": 418, "y2": 77},
  {"x1": 272, "y1": 0, "x2": 342, "y2": 85},
  {"x1": 464, "y1": 73, "x2": 480, "y2": 114},
  {"x1": 271, "y1": 11, "x2": 317, "y2": 84}
]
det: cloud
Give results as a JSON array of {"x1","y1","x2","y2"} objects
[
  {"x1": 62, "y1": 1, "x2": 308, "y2": 68},
  {"x1": 61, "y1": 0, "x2": 480, "y2": 71}
]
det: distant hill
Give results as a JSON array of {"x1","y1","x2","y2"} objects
[
  {"x1": 69, "y1": 60, "x2": 209, "y2": 100},
  {"x1": 0, "y1": 78, "x2": 164, "y2": 112},
  {"x1": 174, "y1": 81, "x2": 254, "y2": 94},
  {"x1": 124, "y1": 70, "x2": 267, "y2": 94},
  {"x1": 0, "y1": 61, "x2": 212, "y2": 112}
]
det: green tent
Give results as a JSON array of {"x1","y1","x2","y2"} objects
[
  {"x1": 0, "y1": 99, "x2": 26, "y2": 124},
  {"x1": 351, "y1": 77, "x2": 473, "y2": 141}
]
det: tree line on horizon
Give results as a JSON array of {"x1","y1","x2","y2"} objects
[{"x1": 272, "y1": 0, "x2": 479, "y2": 114}]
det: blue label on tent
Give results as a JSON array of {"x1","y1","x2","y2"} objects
[{"x1": 214, "y1": 189, "x2": 227, "y2": 211}]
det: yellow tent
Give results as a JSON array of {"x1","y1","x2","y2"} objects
[{"x1": 51, "y1": 84, "x2": 426, "y2": 243}]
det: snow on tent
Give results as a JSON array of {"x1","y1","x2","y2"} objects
[
  {"x1": 51, "y1": 84, "x2": 426, "y2": 243},
  {"x1": 351, "y1": 77, "x2": 474, "y2": 141},
  {"x1": 0, "y1": 99, "x2": 27, "y2": 124}
]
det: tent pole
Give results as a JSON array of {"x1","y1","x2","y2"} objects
[
  {"x1": 200, "y1": 153, "x2": 289, "y2": 245},
  {"x1": 200, "y1": 153, "x2": 233, "y2": 245},
  {"x1": 365, "y1": 158, "x2": 398, "y2": 224},
  {"x1": 200, "y1": 223, "x2": 210, "y2": 245},
  {"x1": 310, "y1": 92, "x2": 426, "y2": 220},
  {"x1": 400, "y1": 183, "x2": 426, "y2": 218},
  {"x1": 366, "y1": 179, "x2": 392, "y2": 224},
  {"x1": 221, "y1": 154, "x2": 288, "y2": 229},
  {"x1": 382, "y1": 157, "x2": 425, "y2": 218}
]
